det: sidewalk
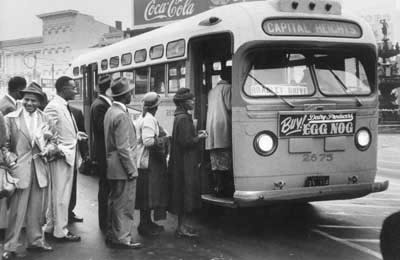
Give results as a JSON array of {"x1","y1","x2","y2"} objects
[{"x1": 378, "y1": 124, "x2": 400, "y2": 134}]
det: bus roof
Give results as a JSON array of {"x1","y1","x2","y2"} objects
[{"x1": 70, "y1": 0, "x2": 376, "y2": 76}]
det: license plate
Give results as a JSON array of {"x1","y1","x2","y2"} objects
[{"x1": 305, "y1": 176, "x2": 330, "y2": 187}]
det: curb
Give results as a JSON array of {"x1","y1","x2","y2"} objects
[{"x1": 378, "y1": 124, "x2": 400, "y2": 134}]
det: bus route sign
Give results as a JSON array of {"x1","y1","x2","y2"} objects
[
  {"x1": 279, "y1": 112, "x2": 356, "y2": 138},
  {"x1": 263, "y1": 19, "x2": 362, "y2": 38}
]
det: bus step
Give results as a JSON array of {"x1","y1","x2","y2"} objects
[{"x1": 201, "y1": 194, "x2": 237, "y2": 208}]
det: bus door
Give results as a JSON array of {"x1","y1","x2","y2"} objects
[
  {"x1": 188, "y1": 33, "x2": 233, "y2": 202},
  {"x1": 82, "y1": 63, "x2": 98, "y2": 162}
]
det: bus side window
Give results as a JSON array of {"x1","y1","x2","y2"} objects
[
  {"x1": 135, "y1": 67, "x2": 149, "y2": 95},
  {"x1": 150, "y1": 64, "x2": 165, "y2": 94},
  {"x1": 168, "y1": 60, "x2": 186, "y2": 93}
]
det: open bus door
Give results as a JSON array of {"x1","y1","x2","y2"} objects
[
  {"x1": 82, "y1": 63, "x2": 98, "y2": 165},
  {"x1": 188, "y1": 33, "x2": 236, "y2": 207}
]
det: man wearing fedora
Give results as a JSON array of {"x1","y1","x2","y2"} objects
[
  {"x1": 2, "y1": 83, "x2": 52, "y2": 260},
  {"x1": 90, "y1": 74, "x2": 112, "y2": 232},
  {"x1": 103, "y1": 77, "x2": 142, "y2": 249},
  {"x1": 44, "y1": 76, "x2": 84, "y2": 242}
]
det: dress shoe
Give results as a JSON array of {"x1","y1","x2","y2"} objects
[
  {"x1": 27, "y1": 242, "x2": 53, "y2": 252},
  {"x1": 55, "y1": 232, "x2": 81, "y2": 242},
  {"x1": 2, "y1": 251, "x2": 15, "y2": 260},
  {"x1": 68, "y1": 214, "x2": 84, "y2": 223},
  {"x1": 107, "y1": 241, "x2": 143, "y2": 249}
]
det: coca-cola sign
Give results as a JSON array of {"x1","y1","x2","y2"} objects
[{"x1": 133, "y1": 0, "x2": 261, "y2": 28}]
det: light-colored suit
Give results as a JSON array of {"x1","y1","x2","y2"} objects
[
  {"x1": 0, "y1": 95, "x2": 17, "y2": 230},
  {"x1": 3, "y1": 108, "x2": 49, "y2": 252},
  {"x1": 104, "y1": 102, "x2": 137, "y2": 243},
  {"x1": 44, "y1": 95, "x2": 80, "y2": 238}
]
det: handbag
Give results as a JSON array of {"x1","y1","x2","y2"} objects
[{"x1": 0, "y1": 166, "x2": 18, "y2": 199}]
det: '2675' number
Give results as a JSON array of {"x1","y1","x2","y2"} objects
[{"x1": 302, "y1": 153, "x2": 333, "y2": 162}]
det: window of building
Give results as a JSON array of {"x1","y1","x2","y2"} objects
[
  {"x1": 167, "y1": 39, "x2": 185, "y2": 59},
  {"x1": 168, "y1": 60, "x2": 186, "y2": 92},
  {"x1": 150, "y1": 64, "x2": 165, "y2": 94},
  {"x1": 150, "y1": 45, "x2": 164, "y2": 60},
  {"x1": 73, "y1": 67, "x2": 79, "y2": 76},
  {"x1": 135, "y1": 67, "x2": 149, "y2": 95},
  {"x1": 134, "y1": 49, "x2": 147, "y2": 63}
]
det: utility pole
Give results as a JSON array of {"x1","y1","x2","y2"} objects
[
  {"x1": 51, "y1": 63, "x2": 55, "y2": 87},
  {"x1": 33, "y1": 54, "x2": 37, "y2": 82}
]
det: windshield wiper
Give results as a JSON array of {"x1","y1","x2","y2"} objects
[
  {"x1": 315, "y1": 60, "x2": 363, "y2": 107},
  {"x1": 247, "y1": 73, "x2": 295, "y2": 108}
]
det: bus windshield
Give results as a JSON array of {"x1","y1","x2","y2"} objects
[{"x1": 243, "y1": 50, "x2": 372, "y2": 97}]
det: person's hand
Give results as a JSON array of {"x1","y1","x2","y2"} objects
[
  {"x1": 128, "y1": 174, "x2": 136, "y2": 181},
  {"x1": 77, "y1": 131, "x2": 88, "y2": 141},
  {"x1": 197, "y1": 130, "x2": 208, "y2": 139}
]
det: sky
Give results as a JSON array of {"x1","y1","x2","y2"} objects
[{"x1": 0, "y1": 0, "x2": 398, "y2": 41}]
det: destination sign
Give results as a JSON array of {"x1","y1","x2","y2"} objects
[
  {"x1": 263, "y1": 19, "x2": 362, "y2": 38},
  {"x1": 279, "y1": 112, "x2": 356, "y2": 138}
]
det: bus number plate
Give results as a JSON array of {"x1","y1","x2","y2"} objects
[
  {"x1": 305, "y1": 176, "x2": 329, "y2": 187},
  {"x1": 303, "y1": 153, "x2": 333, "y2": 162}
]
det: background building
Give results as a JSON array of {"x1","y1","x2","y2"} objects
[{"x1": 0, "y1": 10, "x2": 120, "y2": 98}]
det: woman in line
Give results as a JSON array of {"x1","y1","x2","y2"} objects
[
  {"x1": 168, "y1": 88, "x2": 207, "y2": 237},
  {"x1": 136, "y1": 92, "x2": 169, "y2": 236}
]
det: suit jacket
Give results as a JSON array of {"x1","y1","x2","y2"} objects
[
  {"x1": 44, "y1": 95, "x2": 80, "y2": 167},
  {"x1": 90, "y1": 96, "x2": 110, "y2": 175},
  {"x1": 69, "y1": 105, "x2": 88, "y2": 157},
  {"x1": 104, "y1": 103, "x2": 137, "y2": 180},
  {"x1": 0, "y1": 95, "x2": 17, "y2": 116},
  {"x1": 5, "y1": 108, "x2": 49, "y2": 189}
]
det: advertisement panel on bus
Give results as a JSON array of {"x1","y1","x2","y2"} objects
[{"x1": 133, "y1": 0, "x2": 261, "y2": 28}]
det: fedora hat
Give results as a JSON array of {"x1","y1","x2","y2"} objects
[
  {"x1": 20, "y1": 82, "x2": 45, "y2": 99},
  {"x1": 142, "y1": 92, "x2": 161, "y2": 109},
  {"x1": 97, "y1": 74, "x2": 111, "y2": 93},
  {"x1": 106, "y1": 77, "x2": 134, "y2": 97}
]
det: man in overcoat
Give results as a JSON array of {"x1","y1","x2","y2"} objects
[
  {"x1": 0, "y1": 76, "x2": 26, "y2": 234},
  {"x1": 2, "y1": 83, "x2": 52, "y2": 260},
  {"x1": 44, "y1": 76, "x2": 82, "y2": 242},
  {"x1": 90, "y1": 74, "x2": 112, "y2": 231},
  {"x1": 103, "y1": 77, "x2": 141, "y2": 249}
]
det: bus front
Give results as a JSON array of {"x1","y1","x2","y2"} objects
[{"x1": 231, "y1": 0, "x2": 388, "y2": 207}]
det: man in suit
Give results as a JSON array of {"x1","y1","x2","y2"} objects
[
  {"x1": 0, "y1": 76, "x2": 26, "y2": 116},
  {"x1": 44, "y1": 76, "x2": 84, "y2": 242},
  {"x1": 0, "y1": 76, "x2": 26, "y2": 239},
  {"x1": 68, "y1": 105, "x2": 86, "y2": 224},
  {"x1": 104, "y1": 77, "x2": 141, "y2": 249},
  {"x1": 90, "y1": 74, "x2": 112, "y2": 232},
  {"x1": 2, "y1": 83, "x2": 52, "y2": 260}
]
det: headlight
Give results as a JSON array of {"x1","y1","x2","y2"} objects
[
  {"x1": 355, "y1": 128, "x2": 371, "y2": 151},
  {"x1": 253, "y1": 131, "x2": 278, "y2": 156}
]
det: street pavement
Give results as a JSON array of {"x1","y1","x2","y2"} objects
[{"x1": 1, "y1": 133, "x2": 399, "y2": 260}]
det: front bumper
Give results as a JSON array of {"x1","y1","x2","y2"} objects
[{"x1": 234, "y1": 180, "x2": 389, "y2": 207}]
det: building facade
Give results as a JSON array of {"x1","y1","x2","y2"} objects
[{"x1": 0, "y1": 10, "x2": 120, "y2": 98}]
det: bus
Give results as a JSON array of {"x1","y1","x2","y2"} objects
[{"x1": 70, "y1": 0, "x2": 388, "y2": 208}]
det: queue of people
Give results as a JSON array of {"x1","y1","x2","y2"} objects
[{"x1": 0, "y1": 67, "x2": 233, "y2": 258}]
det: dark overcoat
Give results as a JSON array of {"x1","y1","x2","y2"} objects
[
  {"x1": 90, "y1": 97, "x2": 110, "y2": 178},
  {"x1": 168, "y1": 107, "x2": 201, "y2": 215}
]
